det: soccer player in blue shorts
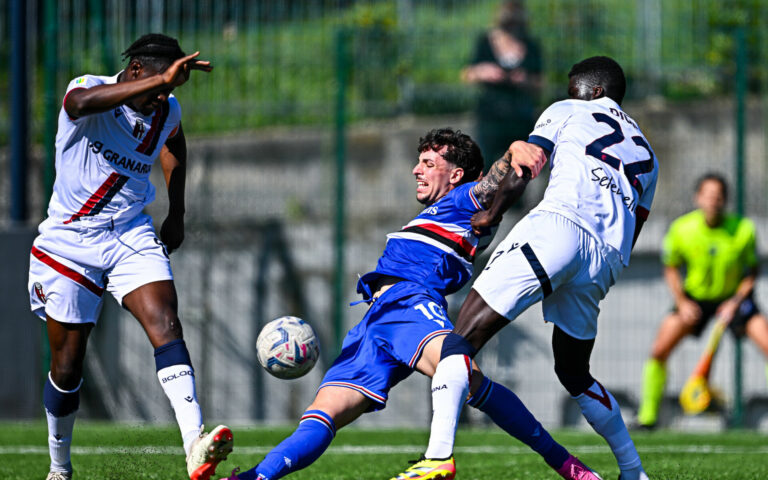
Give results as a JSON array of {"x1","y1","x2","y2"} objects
[{"x1": 219, "y1": 128, "x2": 600, "y2": 480}]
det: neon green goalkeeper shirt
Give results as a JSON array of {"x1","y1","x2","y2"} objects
[{"x1": 662, "y1": 209, "x2": 758, "y2": 301}]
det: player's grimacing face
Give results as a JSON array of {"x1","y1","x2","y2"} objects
[
  {"x1": 696, "y1": 179, "x2": 726, "y2": 219},
  {"x1": 413, "y1": 146, "x2": 462, "y2": 206}
]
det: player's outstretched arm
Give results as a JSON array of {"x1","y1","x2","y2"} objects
[
  {"x1": 64, "y1": 52, "x2": 212, "y2": 118},
  {"x1": 158, "y1": 125, "x2": 187, "y2": 253},
  {"x1": 470, "y1": 166, "x2": 531, "y2": 235}
]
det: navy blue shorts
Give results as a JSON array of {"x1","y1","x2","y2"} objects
[
  {"x1": 679, "y1": 293, "x2": 760, "y2": 338},
  {"x1": 318, "y1": 281, "x2": 452, "y2": 411}
]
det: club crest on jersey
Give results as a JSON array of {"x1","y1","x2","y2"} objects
[
  {"x1": 33, "y1": 282, "x2": 47, "y2": 304},
  {"x1": 132, "y1": 120, "x2": 146, "y2": 140}
]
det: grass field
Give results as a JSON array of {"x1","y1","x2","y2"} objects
[{"x1": 3, "y1": 421, "x2": 767, "y2": 479}]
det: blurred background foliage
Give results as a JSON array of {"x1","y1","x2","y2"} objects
[{"x1": 0, "y1": 0, "x2": 766, "y2": 141}]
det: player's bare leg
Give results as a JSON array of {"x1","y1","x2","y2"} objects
[
  {"x1": 308, "y1": 385, "x2": 372, "y2": 429},
  {"x1": 744, "y1": 314, "x2": 768, "y2": 387},
  {"x1": 45, "y1": 317, "x2": 92, "y2": 479},
  {"x1": 553, "y1": 326, "x2": 646, "y2": 480},
  {"x1": 124, "y1": 280, "x2": 230, "y2": 480},
  {"x1": 650, "y1": 313, "x2": 699, "y2": 362},
  {"x1": 745, "y1": 314, "x2": 768, "y2": 356},
  {"x1": 637, "y1": 312, "x2": 698, "y2": 428}
]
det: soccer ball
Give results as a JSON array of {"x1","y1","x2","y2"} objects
[{"x1": 256, "y1": 316, "x2": 320, "y2": 379}]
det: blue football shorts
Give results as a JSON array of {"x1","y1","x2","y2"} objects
[{"x1": 318, "y1": 281, "x2": 452, "y2": 411}]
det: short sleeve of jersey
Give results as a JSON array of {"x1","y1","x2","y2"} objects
[
  {"x1": 637, "y1": 161, "x2": 658, "y2": 218},
  {"x1": 453, "y1": 182, "x2": 484, "y2": 213},
  {"x1": 63, "y1": 75, "x2": 105, "y2": 120},
  {"x1": 661, "y1": 219, "x2": 683, "y2": 267},
  {"x1": 527, "y1": 100, "x2": 574, "y2": 153},
  {"x1": 167, "y1": 95, "x2": 182, "y2": 138}
]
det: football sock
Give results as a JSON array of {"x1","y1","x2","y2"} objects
[
  {"x1": 468, "y1": 376, "x2": 569, "y2": 470},
  {"x1": 239, "y1": 410, "x2": 336, "y2": 480},
  {"x1": 575, "y1": 380, "x2": 643, "y2": 477},
  {"x1": 154, "y1": 339, "x2": 202, "y2": 455},
  {"x1": 637, "y1": 358, "x2": 666, "y2": 426},
  {"x1": 44, "y1": 373, "x2": 81, "y2": 473},
  {"x1": 425, "y1": 354, "x2": 471, "y2": 459}
]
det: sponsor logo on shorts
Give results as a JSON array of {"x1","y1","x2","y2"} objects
[
  {"x1": 432, "y1": 384, "x2": 447, "y2": 393},
  {"x1": 33, "y1": 282, "x2": 47, "y2": 303}
]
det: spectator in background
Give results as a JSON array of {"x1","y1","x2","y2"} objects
[
  {"x1": 637, "y1": 174, "x2": 768, "y2": 428},
  {"x1": 462, "y1": 0, "x2": 542, "y2": 173}
]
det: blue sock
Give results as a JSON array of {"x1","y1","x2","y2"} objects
[
  {"x1": 469, "y1": 377, "x2": 569, "y2": 470},
  {"x1": 44, "y1": 374, "x2": 80, "y2": 417},
  {"x1": 238, "y1": 410, "x2": 336, "y2": 480}
]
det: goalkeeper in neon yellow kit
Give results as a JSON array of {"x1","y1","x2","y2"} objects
[{"x1": 637, "y1": 173, "x2": 768, "y2": 428}]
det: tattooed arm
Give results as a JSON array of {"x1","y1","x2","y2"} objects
[
  {"x1": 470, "y1": 167, "x2": 531, "y2": 234},
  {"x1": 472, "y1": 155, "x2": 514, "y2": 209}
]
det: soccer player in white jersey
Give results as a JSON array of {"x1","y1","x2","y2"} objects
[
  {"x1": 27, "y1": 34, "x2": 231, "y2": 480},
  {"x1": 410, "y1": 57, "x2": 658, "y2": 480}
]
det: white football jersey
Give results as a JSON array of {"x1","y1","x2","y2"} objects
[
  {"x1": 528, "y1": 97, "x2": 658, "y2": 268},
  {"x1": 47, "y1": 73, "x2": 181, "y2": 227}
]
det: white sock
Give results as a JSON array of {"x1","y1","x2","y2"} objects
[
  {"x1": 157, "y1": 364, "x2": 203, "y2": 455},
  {"x1": 575, "y1": 380, "x2": 643, "y2": 477},
  {"x1": 424, "y1": 354, "x2": 472, "y2": 459},
  {"x1": 46, "y1": 409, "x2": 77, "y2": 473}
]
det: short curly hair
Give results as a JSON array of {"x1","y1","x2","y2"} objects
[{"x1": 417, "y1": 128, "x2": 484, "y2": 183}]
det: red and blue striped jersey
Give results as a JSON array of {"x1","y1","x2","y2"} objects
[{"x1": 360, "y1": 182, "x2": 494, "y2": 297}]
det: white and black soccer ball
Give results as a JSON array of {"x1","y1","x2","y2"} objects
[{"x1": 256, "y1": 316, "x2": 320, "y2": 379}]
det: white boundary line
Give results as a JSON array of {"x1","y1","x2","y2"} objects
[{"x1": 2, "y1": 444, "x2": 768, "y2": 456}]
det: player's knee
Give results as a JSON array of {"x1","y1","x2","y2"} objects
[
  {"x1": 146, "y1": 308, "x2": 183, "y2": 342},
  {"x1": 440, "y1": 332, "x2": 477, "y2": 360},
  {"x1": 49, "y1": 363, "x2": 83, "y2": 390},
  {"x1": 554, "y1": 364, "x2": 595, "y2": 397}
]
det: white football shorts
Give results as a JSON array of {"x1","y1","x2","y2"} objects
[
  {"x1": 472, "y1": 210, "x2": 618, "y2": 340},
  {"x1": 28, "y1": 213, "x2": 173, "y2": 324}
]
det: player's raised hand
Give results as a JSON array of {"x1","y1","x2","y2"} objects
[
  {"x1": 162, "y1": 51, "x2": 213, "y2": 88},
  {"x1": 505, "y1": 140, "x2": 547, "y2": 179}
]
